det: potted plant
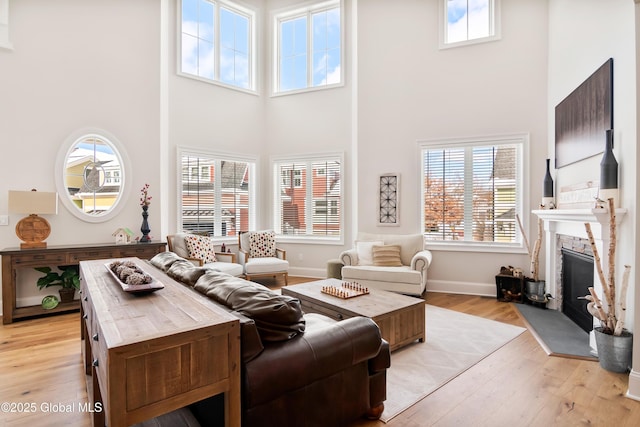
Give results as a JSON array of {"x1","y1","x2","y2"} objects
[
  {"x1": 580, "y1": 197, "x2": 633, "y2": 372},
  {"x1": 35, "y1": 265, "x2": 80, "y2": 303}
]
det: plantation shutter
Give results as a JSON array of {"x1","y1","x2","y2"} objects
[
  {"x1": 274, "y1": 155, "x2": 342, "y2": 239},
  {"x1": 422, "y1": 141, "x2": 520, "y2": 245}
]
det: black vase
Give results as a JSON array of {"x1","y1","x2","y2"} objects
[
  {"x1": 600, "y1": 129, "x2": 618, "y2": 190},
  {"x1": 140, "y1": 205, "x2": 151, "y2": 243},
  {"x1": 543, "y1": 158, "x2": 554, "y2": 197}
]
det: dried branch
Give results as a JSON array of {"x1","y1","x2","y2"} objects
[
  {"x1": 607, "y1": 198, "x2": 616, "y2": 328},
  {"x1": 585, "y1": 223, "x2": 613, "y2": 318},
  {"x1": 613, "y1": 265, "x2": 631, "y2": 336},
  {"x1": 515, "y1": 214, "x2": 531, "y2": 256}
]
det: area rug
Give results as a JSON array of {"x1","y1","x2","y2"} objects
[
  {"x1": 515, "y1": 303, "x2": 597, "y2": 361},
  {"x1": 381, "y1": 305, "x2": 525, "y2": 423}
]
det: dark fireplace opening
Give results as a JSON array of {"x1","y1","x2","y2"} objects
[{"x1": 561, "y1": 248, "x2": 594, "y2": 333}]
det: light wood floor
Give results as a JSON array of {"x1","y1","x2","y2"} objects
[{"x1": 1, "y1": 280, "x2": 639, "y2": 426}]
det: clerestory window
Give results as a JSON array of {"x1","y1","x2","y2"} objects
[
  {"x1": 440, "y1": 0, "x2": 501, "y2": 48},
  {"x1": 273, "y1": 0, "x2": 342, "y2": 94},
  {"x1": 179, "y1": 0, "x2": 255, "y2": 91}
]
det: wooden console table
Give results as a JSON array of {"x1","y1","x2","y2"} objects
[
  {"x1": 1, "y1": 242, "x2": 166, "y2": 324},
  {"x1": 80, "y1": 258, "x2": 240, "y2": 427}
]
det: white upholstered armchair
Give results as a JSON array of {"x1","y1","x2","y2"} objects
[{"x1": 339, "y1": 232, "x2": 432, "y2": 296}]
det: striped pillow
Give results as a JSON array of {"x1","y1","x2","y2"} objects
[{"x1": 372, "y1": 244, "x2": 403, "y2": 267}]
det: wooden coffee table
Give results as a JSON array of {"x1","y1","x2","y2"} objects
[{"x1": 282, "y1": 278, "x2": 425, "y2": 351}]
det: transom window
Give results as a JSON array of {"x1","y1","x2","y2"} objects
[
  {"x1": 441, "y1": 0, "x2": 500, "y2": 48},
  {"x1": 179, "y1": 149, "x2": 256, "y2": 237},
  {"x1": 273, "y1": 153, "x2": 343, "y2": 241},
  {"x1": 420, "y1": 135, "x2": 525, "y2": 251},
  {"x1": 273, "y1": 0, "x2": 342, "y2": 94},
  {"x1": 180, "y1": 0, "x2": 255, "y2": 91}
]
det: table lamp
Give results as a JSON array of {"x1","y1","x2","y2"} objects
[{"x1": 8, "y1": 189, "x2": 58, "y2": 249}]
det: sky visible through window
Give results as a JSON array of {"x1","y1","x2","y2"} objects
[
  {"x1": 447, "y1": 0, "x2": 491, "y2": 44},
  {"x1": 279, "y1": 5, "x2": 340, "y2": 92},
  {"x1": 181, "y1": 0, "x2": 250, "y2": 89}
]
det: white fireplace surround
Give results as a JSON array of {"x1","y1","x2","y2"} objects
[{"x1": 532, "y1": 208, "x2": 627, "y2": 312}]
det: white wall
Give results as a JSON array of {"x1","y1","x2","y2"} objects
[
  {"x1": 548, "y1": 0, "x2": 638, "y2": 397},
  {"x1": 356, "y1": 0, "x2": 549, "y2": 294},
  {"x1": 263, "y1": 0, "x2": 355, "y2": 276},
  {"x1": 0, "y1": 0, "x2": 162, "y2": 308}
]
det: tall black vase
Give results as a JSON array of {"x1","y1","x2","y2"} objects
[
  {"x1": 600, "y1": 129, "x2": 618, "y2": 190},
  {"x1": 543, "y1": 158, "x2": 554, "y2": 197},
  {"x1": 140, "y1": 205, "x2": 151, "y2": 243}
]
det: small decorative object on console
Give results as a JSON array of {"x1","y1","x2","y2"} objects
[{"x1": 321, "y1": 281, "x2": 369, "y2": 299}]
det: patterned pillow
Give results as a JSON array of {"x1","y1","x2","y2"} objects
[
  {"x1": 249, "y1": 230, "x2": 276, "y2": 258},
  {"x1": 184, "y1": 234, "x2": 217, "y2": 264}
]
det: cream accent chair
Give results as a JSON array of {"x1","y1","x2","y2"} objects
[
  {"x1": 339, "y1": 232, "x2": 432, "y2": 296},
  {"x1": 166, "y1": 233, "x2": 244, "y2": 277},
  {"x1": 238, "y1": 231, "x2": 289, "y2": 285}
]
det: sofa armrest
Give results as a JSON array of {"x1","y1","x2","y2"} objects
[
  {"x1": 244, "y1": 315, "x2": 384, "y2": 408},
  {"x1": 411, "y1": 249, "x2": 432, "y2": 271},
  {"x1": 276, "y1": 247, "x2": 286, "y2": 260},
  {"x1": 339, "y1": 248, "x2": 358, "y2": 266}
]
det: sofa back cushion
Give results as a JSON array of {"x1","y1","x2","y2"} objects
[
  {"x1": 194, "y1": 272, "x2": 305, "y2": 342},
  {"x1": 357, "y1": 232, "x2": 424, "y2": 266}
]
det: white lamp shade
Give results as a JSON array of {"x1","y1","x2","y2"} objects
[{"x1": 8, "y1": 190, "x2": 58, "y2": 215}]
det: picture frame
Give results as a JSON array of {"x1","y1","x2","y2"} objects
[{"x1": 378, "y1": 173, "x2": 399, "y2": 226}]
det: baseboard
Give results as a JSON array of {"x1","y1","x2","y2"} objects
[
  {"x1": 426, "y1": 279, "x2": 495, "y2": 297},
  {"x1": 627, "y1": 369, "x2": 640, "y2": 401},
  {"x1": 288, "y1": 266, "x2": 325, "y2": 279}
]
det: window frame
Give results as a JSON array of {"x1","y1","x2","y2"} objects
[
  {"x1": 271, "y1": 0, "x2": 344, "y2": 96},
  {"x1": 178, "y1": 0, "x2": 257, "y2": 94},
  {"x1": 177, "y1": 147, "x2": 257, "y2": 241},
  {"x1": 271, "y1": 151, "x2": 344, "y2": 244},
  {"x1": 439, "y1": 0, "x2": 501, "y2": 50},
  {"x1": 418, "y1": 133, "x2": 529, "y2": 254}
]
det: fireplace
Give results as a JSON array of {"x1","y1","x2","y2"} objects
[{"x1": 561, "y1": 248, "x2": 594, "y2": 333}]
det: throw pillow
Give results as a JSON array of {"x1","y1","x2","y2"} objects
[
  {"x1": 355, "y1": 240, "x2": 383, "y2": 266},
  {"x1": 372, "y1": 244, "x2": 403, "y2": 267},
  {"x1": 184, "y1": 234, "x2": 217, "y2": 264},
  {"x1": 249, "y1": 230, "x2": 277, "y2": 258}
]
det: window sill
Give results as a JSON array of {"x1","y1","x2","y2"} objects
[{"x1": 424, "y1": 241, "x2": 528, "y2": 255}]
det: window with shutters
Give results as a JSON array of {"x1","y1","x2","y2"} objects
[
  {"x1": 420, "y1": 135, "x2": 526, "y2": 251},
  {"x1": 273, "y1": 153, "x2": 343, "y2": 242},
  {"x1": 179, "y1": 148, "x2": 256, "y2": 238}
]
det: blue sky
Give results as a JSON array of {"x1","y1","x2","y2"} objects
[
  {"x1": 447, "y1": 0, "x2": 490, "y2": 43},
  {"x1": 181, "y1": 0, "x2": 250, "y2": 88}
]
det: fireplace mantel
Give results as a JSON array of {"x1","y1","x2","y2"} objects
[
  {"x1": 532, "y1": 208, "x2": 627, "y2": 226},
  {"x1": 532, "y1": 208, "x2": 627, "y2": 311}
]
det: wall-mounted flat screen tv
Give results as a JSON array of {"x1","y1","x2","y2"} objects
[{"x1": 555, "y1": 58, "x2": 613, "y2": 169}]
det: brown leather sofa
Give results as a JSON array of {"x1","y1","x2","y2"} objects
[{"x1": 150, "y1": 252, "x2": 390, "y2": 427}]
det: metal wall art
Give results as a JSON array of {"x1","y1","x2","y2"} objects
[{"x1": 378, "y1": 173, "x2": 399, "y2": 226}]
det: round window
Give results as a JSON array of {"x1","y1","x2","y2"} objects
[{"x1": 55, "y1": 129, "x2": 130, "y2": 222}]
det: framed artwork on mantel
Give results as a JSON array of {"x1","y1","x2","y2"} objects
[{"x1": 378, "y1": 173, "x2": 399, "y2": 226}]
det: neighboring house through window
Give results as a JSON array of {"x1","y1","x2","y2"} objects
[
  {"x1": 441, "y1": 0, "x2": 500, "y2": 48},
  {"x1": 273, "y1": 153, "x2": 343, "y2": 241},
  {"x1": 273, "y1": 0, "x2": 342, "y2": 94},
  {"x1": 180, "y1": 0, "x2": 255, "y2": 91},
  {"x1": 420, "y1": 134, "x2": 526, "y2": 251},
  {"x1": 179, "y1": 149, "x2": 256, "y2": 237}
]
